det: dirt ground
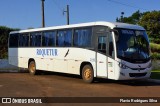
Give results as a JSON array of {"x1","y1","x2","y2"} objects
[{"x1": 0, "y1": 73, "x2": 160, "y2": 106}]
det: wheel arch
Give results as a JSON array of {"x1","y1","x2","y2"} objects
[{"x1": 28, "y1": 58, "x2": 35, "y2": 68}]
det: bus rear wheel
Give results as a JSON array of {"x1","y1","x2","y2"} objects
[
  {"x1": 82, "y1": 65, "x2": 94, "y2": 83},
  {"x1": 28, "y1": 61, "x2": 38, "y2": 75}
]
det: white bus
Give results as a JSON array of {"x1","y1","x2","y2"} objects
[{"x1": 8, "y1": 21, "x2": 152, "y2": 83}]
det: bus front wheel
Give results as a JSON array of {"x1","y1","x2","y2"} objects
[
  {"x1": 82, "y1": 65, "x2": 94, "y2": 83},
  {"x1": 28, "y1": 61, "x2": 38, "y2": 75}
]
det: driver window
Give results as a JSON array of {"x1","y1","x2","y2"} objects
[{"x1": 127, "y1": 36, "x2": 135, "y2": 48}]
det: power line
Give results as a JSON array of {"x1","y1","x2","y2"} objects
[{"x1": 107, "y1": 0, "x2": 148, "y2": 11}]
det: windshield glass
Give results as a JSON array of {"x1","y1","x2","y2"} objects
[{"x1": 115, "y1": 28, "x2": 150, "y2": 63}]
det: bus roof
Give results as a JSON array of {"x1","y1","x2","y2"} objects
[{"x1": 10, "y1": 21, "x2": 145, "y2": 34}]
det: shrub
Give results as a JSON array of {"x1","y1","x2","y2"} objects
[
  {"x1": 149, "y1": 38, "x2": 160, "y2": 44},
  {"x1": 151, "y1": 52, "x2": 160, "y2": 60},
  {"x1": 150, "y1": 43, "x2": 160, "y2": 53}
]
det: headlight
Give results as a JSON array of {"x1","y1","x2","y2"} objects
[{"x1": 118, "y1": 63, "x2": 128, "y2": 69}]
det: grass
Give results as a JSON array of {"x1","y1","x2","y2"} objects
[
  {"x1": 151, "y1": 70, "x2": 160, "y2": 80},
  {"x1": 150, "y1": 43, "x2": 160, "y2": 60}
]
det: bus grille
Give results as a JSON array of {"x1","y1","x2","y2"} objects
[
  {"x1": 129, "y1": 73, "x2": 147, "y2": 77},
  {"x1": 130, "y1": 68, "x2": 146, "y2": 70}
]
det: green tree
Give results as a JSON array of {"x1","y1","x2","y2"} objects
[
  {"x1": 0, "y1": 26, "x2": 19, "y2": 58},
  {"x1": 138, "y1": 10, "x2": 160, "y2": 43},
  {"x1": 116, "y1": 10, "x2": 142, "y2": 24}
]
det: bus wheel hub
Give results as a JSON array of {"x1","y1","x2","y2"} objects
[
  {"x1": 84, "y1": 69, "x2": 91, "y2": 80},
  {"x1": 30, "y1": 63, "x2": 35, "y2": 72}
]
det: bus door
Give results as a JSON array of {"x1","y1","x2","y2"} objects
[
  {"x1": 96, "y1": 32, "x2": 108, "y2": 78},
  {"x1": 96, "y1": 31, "x2": 115, "y2": 79}
]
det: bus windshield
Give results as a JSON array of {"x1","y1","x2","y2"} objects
[{"x1": 115, "y1": 28, "x2": 150, "y2": 63}]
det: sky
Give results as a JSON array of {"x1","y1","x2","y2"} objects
[{"x1": 0, "y1": 0, "x2": 160, "y2": 29}]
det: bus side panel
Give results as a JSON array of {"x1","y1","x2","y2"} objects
[
  {"x1": 35, "y1": 48, "x2": 55, "y2": 71},
  {"x1": 24, "y1": 48, "x2": 52, "y2": 71},
  {"x1": 96, "y1": 53, "x2": 107, "y2": 78},
  {"x1": 8, "y1": 48, "x2": 19, "y2": 67},
  {"x1": 18, "y1": 48, "x2": 44, "y2": 70},
  {"x1": 67, "y1": 59, "x2": 81, "y2": 75},
  {"x1": 43, "y1": 58, "x2": 54, "y2": 72},
  {"x1": 66, "y1": 48, "x2": 96, "y2": 76},
  {"x1": 52, "y1": 48, "x2": 68, "y2": 73},
  {"x1": 67, "y1": 48, "x2": 84, "y2": 75},
  {"x1": 13, "y1": 47, "x2": 96, "y2": 76},
  {"x1": 18, "y1": 48, "x2": 30, "y2": 68}
]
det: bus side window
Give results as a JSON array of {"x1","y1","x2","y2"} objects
[
  {"x1": 19, "y1": 34, "x2": 23, "y2": 46},
  {"x1": 57, "y1": 30, "x2": 72, "y2": 47},
  {"x1": 98, "y1": 36, "x2": 107, "y2": 54},
  {"x1": 30, "y1": 32, "x2": 41, "y2": 47},
  {"x1": 19, "y1": 34, "x2": 29, "y2": 47},
  {"x1": 42, "y1": 31, "x2": 56, "y2": 46},
  {"x1": 73, "y1": 28, "x2": 92, "y2": 47},
  {"x1": 64, "y1": 30, "x2": 72, "y2": 46}
]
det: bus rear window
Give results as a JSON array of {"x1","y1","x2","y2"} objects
[{"x1": 9, "y1": 34, "x2": 18, "y2": 47}]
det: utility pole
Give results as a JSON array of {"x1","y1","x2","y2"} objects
[
  {"x1": 41, "y1": 0, "x2": 45, "y2": 27},
  {"x1": 63, "y1": 5, "x2": 70, "y2": 25}
]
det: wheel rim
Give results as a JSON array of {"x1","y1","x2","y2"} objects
[
  {"x1": 84, "y1": 68, "x2": 92, "y2": 80},
  {"x1": 29, "y1": 62, "x2": 35, "y2": 73}
]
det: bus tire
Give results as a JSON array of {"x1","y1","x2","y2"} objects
[
  {"x1": 28, "y1": 61, "x2": 38, "y2": 75},
  {"x1": 82, "y1": 65, "x2": 94, "y2": 83}
]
